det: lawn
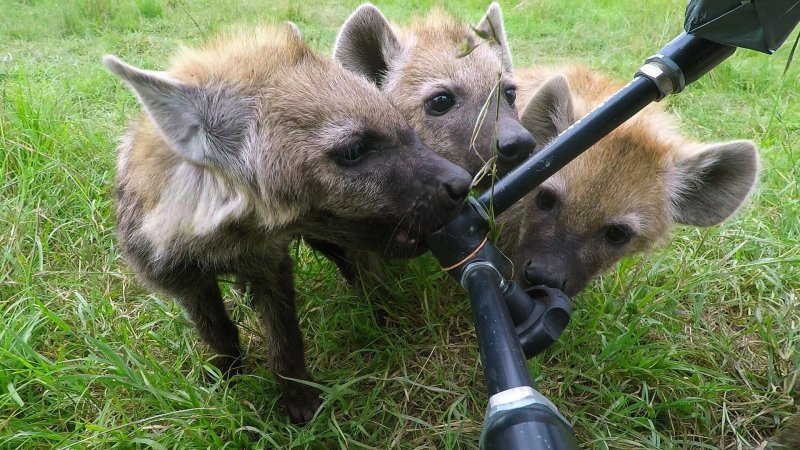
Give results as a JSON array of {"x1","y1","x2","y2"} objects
[{"x1": 1, "y1": 0, "x2": 798, "y2": 448}]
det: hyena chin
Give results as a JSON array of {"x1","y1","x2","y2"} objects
[
  {"x1": 106, "y1": 24, "x2": 470, "y2": 424},
  {"x1": 333, "y1": 2, "x2": 535, "y2": 178},
  {"x1": 494, "y1": 65, "x2": 759, "y2": 297}
]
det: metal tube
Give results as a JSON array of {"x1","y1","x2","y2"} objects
[
  {"x1": 477, "y1": 33, "x2": 736, "y2": 217},
  {"x1": 477, "y1": 76, "x2": 659, "y2": 215},
  {"x1": 462, "y1": 263, "x2": 533, "y2": 394},
  {"x1": 433, "y1": 33, "x2": 738, "y2": 450},
  {"x1": 462, "y1": 263, "x2": 580, "y2": 449}
]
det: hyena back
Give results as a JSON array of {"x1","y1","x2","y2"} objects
[
  {"x1": 107, "y1": 24, "x2": 470, "y2": 423},
  {"x1": 497, "y1": 65, "x2": 759, "y2": 296}
]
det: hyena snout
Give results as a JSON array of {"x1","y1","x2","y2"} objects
[
  {"x1": 441, "y1": 169, "x2": 471, "y2": 204},
  {"x1": 496, "y1": 118, "x2": 535, "y2": 170},
  {"x1": 523, "y1": 259, "x2": 568, "y2": 291},
  {"x1": 419, "y1": 153, "x2": 472, "y2": 210},
  {"x1": 374, "y1": 155, "x2": 470, "y2": 258}
]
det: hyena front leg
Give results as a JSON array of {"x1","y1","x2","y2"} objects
[
  {"x1": 305, "y1": 238, "x2": 390, "y2": 292},
  {"x1": 243, "y1": 250, "x2": 321, "y2": 424},
  {"x1": 305, "y1": 238, "x2": 358, "y2": 283},
  {"x1": 160, "y1": 270, "x2": 243, "y2": 378}
]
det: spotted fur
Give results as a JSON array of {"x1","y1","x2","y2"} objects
[{"x1": 498, "y1": 65, "x2": 759, "y2": 296}]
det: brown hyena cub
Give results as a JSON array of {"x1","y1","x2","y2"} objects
[
  {"x1": 106, "y1": 24, "x2": 471, "y2": 423},
  {"x1": 309, "y1": 3, "x2": 534, "y2": 285},
  {"x1": 495, "y1": 65, "x2": 759, "y2": 296},
  {"x1": 333, "y1": 2, "x2": 534, "y2": 177}
]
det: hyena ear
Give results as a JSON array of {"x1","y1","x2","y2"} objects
[
  {"x1": 669, "y1": 140, "x2": 759, "y2": 227},
  {"x1": 474, "y1": 2, "x2": 513, "y2": 73},
  {"x1": 103, "y1": 55, "x2": 252, "y2": 167},
  {"x1": 333, "y1": 3, "x2": 402, "y2": 87},
  {"x1": 520, "y1": 75, "x2": 575, "y2": 145},
  {"x1": 285, "y1": 21, "x2": 302, "y2": 41}
]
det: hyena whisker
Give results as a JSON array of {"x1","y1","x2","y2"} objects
[{"x1": 383, "y1": 207, "x2": 413, "y2": 258}]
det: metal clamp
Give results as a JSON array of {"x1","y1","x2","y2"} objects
[
  {"x1": 460, "y1": 260, "x2": 501, "y2": 288},
  {"x1": 479, "y1": 386, "x2": 573, "y2": 449},
  {"x1": 485, "y1": 386, "x2": 570, "y2": 426},
  {"x1": 636, "y1": 54, "x2": 686, "y2": 100}
]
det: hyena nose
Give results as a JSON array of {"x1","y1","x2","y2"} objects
[
  {"x1": 442, "y1": 165, "x2": 472, "y2": 205},
  {"x1": 497, "y1": 126, "x2": 535, "y2": 165},
  {"x1": 524, "y1": 260, "x2": 567, "y2": 291},
  {"x1": 443, "y1": 172, "x2": 471, "y2": 203}
]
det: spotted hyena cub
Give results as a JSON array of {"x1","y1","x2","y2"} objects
[
  {"x1": 334, "y1": 3, "x2": 534, "y2": 177},
  {"x1": 495, "y1": 65, "x2": 759, "y2": 296},
  {"x1": 308, "y1": 3, "x2": 533, "y2": 284},
  {"x1": 106, "y1": 24, "x2": 470, "y2": 423}
]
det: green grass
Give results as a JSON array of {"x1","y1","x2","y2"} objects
[{"x1": 1, "y1": 0, "x2": 798, "y2": 448}]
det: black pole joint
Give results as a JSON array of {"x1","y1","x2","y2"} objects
[
  {"x1": 636, "y1": 55, "x2": 685, "y2": 100},
  {"x1": 426, "y1": 197, "x2": 508, "y2": 280},
  {"x1": 504, "y1": 283, "x2": 573, "y2": 359}
]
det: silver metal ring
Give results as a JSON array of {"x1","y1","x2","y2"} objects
[
  {"x1": 460, "y1": 260, "x2": 500, "y2": 288},
  {"x1": 486, "y1": 386, "x2": 570, "y2": 427},
  {"x1": 637, "y1": 62, "x2": 675, "y2": 100}
]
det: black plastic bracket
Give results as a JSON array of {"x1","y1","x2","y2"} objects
[{"x1": 504, "y1": 284, "x2": 573, "y2": 359}]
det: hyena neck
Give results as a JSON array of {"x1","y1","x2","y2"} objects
[{"x1": 120, "y1": 121, "x2": 299, "y2": 258}]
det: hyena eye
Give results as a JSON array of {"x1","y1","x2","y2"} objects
[
  {"x1": 331, "y1": 141, "x2": 370, "y2": 167},
  {"x1": 535, "y1": 189, "x2": 558, "y2": 211},
  {"x1": 425, "y1": 93, "x2": 456, "y2": 116},
  {"x1": 504, "y1": 87, "x2": 517, "y2": 105},
  {"x1": 605, "y1": 224, "x2": 633, "y2": 246}
]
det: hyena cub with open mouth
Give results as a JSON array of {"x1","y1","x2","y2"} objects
[
  {"x1": 496, "y1": 65, "x2": 759, "y2": 296},
  {"x1": 106, "y1": 24, "x2": 471, "y2": 423},
  {"x1": 308, "y1": 3, "x2": 534, "y2": 284}
]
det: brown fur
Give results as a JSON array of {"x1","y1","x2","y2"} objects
[
  {"x1": 334, "y1": 3, "x2": 534, "y2": 178},
  {"x1": 108, "y1": 24, "x2": 470, "y2": 424},
  {"x1": 771, "y1": 413, "x2": 800, "y2": 448},
  {"x1": 498, "y1": 65, "x2": 759, "y2": 295}
]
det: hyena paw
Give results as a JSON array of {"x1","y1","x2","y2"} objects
[{"x1": 282, "y1": 382, "x2": 322, "y2": 424}]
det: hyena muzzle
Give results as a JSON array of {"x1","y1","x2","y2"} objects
[
  {"x1": 106, "y1": 24, "x2": 471, "y2": 423},
  {"x1": 495, "y1": 65, "x2": 759, "y2": 297}
]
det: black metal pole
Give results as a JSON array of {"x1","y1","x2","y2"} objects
[
  {"x1": 463, "y1": 263, "x2": 532, "y2": 394},
  {"x1": 425, "y1": 32, "x2": 741, "y2": 450},
  {"x1": 477, "y1": 33, "x2": 736, "y2": 217},
  {"x1": 462, "y1": 263, "x2": 579, "y2": 449},
  {"x1": 477, "y1": 76, "x2": 658, "y2": 215}
]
